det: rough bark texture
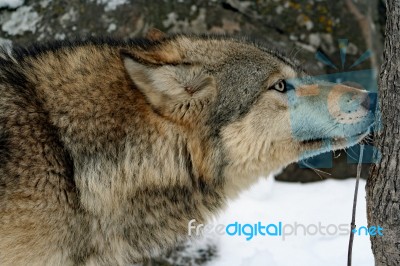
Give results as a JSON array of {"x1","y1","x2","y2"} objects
[{"x1": 367, "y1": 0, "x2": 400, "y2": 265}]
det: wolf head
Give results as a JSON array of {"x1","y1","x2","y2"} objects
[{"x1": 121, "y1": 34, "x2": 375, "y2": 194}]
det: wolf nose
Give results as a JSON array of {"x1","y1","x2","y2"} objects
[{"x1": 361, "y1": 92, "x2": 377, "y2": 112}]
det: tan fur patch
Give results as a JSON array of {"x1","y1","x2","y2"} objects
[{"x1": 296, "y1": 84, "x2": 320, "y2": 96}]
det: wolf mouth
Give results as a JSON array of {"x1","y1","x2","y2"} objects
[
  {"x1": 300, "y1": 130, "x2": 372, "y2": 145},
  {"x1": 300, "y1": 138, "x2": 325, "y2": 144}
]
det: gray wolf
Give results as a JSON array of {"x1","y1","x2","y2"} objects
[{"x1": 0, "y1": 31, "x2": 375, "y2": 265}]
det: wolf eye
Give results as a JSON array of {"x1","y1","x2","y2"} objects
[{"x1": 271, "y1": 80, "x2": 287, "y2": 92}]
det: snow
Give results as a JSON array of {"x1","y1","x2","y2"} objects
[
  {"x1": 192, "y1": 178, "x2": 374, "y2": 266},
  {"x1": 1, "y1": 6, "x2": 40, "y2": 35},
  {"x1": 0, "y1": 0, "x2": 24, "y2": 9}
]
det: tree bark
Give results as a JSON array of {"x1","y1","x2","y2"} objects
[{"x1": 367, "y1": 0, "x2": 400, "y2": 265}]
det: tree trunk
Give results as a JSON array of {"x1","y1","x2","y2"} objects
[{"x1": 367, "y1": 0, "x2": 400, "y2": 265}]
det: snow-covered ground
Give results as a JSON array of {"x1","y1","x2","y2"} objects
[{"x1": 192, "y1": 177, "x2": 374, "y2": 266}]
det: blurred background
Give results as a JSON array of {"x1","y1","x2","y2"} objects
[{"x1": 0, "y1": 0, "x2": 385, "y2": 265}]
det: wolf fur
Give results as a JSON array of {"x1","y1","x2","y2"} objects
[{"x1": 0, "y1": 33, "x2": 374, "y2": 265}]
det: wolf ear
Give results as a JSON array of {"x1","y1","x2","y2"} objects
[
  {"x1": 120, "y1": 40, "x2": 183, "y2": 66},
  {"x1": 121, "y1": 49, "x2": 216, "y2": 121},
  {"x1": 145, "y1": 28, "x2": 166, "y2": 41}
]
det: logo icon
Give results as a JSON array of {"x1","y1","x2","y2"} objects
[{"x1": 289, "y1": 39, "x2": 380, "y2": 169}]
